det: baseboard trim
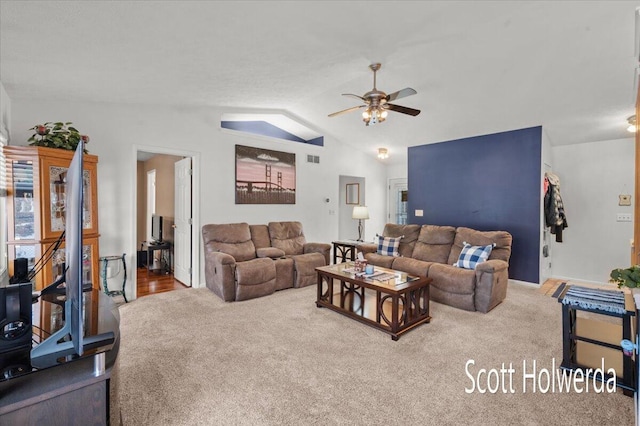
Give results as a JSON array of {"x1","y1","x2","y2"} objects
[
  {"x1": 508, "y1": 279, "x2": 540, "y2": 288},
  {"x1": 549, "y1": 275, "x2": 613, "y2": 287}
]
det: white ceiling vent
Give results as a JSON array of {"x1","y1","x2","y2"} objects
[{"x1": 306, "y1": 154, "x2": 320, "y2": 164}]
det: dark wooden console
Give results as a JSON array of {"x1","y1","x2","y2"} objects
[{"x1": 0, "y1": 289, "x2": 120, "y2": 424}]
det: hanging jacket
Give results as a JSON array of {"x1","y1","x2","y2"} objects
[{"x1": 544, "y1": 173, "x2": 568, "y2": 242}]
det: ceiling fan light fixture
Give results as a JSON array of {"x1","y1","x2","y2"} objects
[
  {"x1": 377, "y1": 148, "x2": 389, "y2": 159},
  {"x1": 329, "y1": 63, "x2": 420, "y2": 125},
  {"x1": 627, "y1": 115, "x2": 637, "y2": 133}
]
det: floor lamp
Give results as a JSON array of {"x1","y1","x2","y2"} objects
[{"x1": 352, "y1": 205, "x2": 369, "y2": 242}]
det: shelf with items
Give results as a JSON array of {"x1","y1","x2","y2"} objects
[
  {"x1": 4, "y1": 146, "x2": 100, "y2": 291},
  {"x1": 558, "y1": 285, "x2": 636, "y2": 395}
]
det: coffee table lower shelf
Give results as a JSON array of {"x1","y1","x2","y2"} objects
[{"x1": 315, "y1": 266, "x2": 432, "y2": 340}]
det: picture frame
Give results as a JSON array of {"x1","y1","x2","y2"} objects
[
  {"x1": 346, "y1": 183, "x2": 359, "y2": 205},
  {"x1": 235, "y1": 145, "x2": 296, "y2": 204}
]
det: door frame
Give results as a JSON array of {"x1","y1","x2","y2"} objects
[{"x1": 130, "y1": 144, "x2": 201, "y2": 301}]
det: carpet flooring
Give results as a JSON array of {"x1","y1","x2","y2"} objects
[{"x1": 117, "y1": 283, "x2": 635, "y2": 425}]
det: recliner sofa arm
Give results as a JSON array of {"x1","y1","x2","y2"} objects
[
  {"x1": 474, "y1": 259, "x2": 509, "y2": 313},
  {"x1": 204, "y1": 251, "x2": 237, "y2": 302},
  {"x1": 303, "y1": 242, "x2": 331, "y2": 265}
]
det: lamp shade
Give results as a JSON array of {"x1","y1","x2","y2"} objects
[{"x1": 352, "y1": 205, "x2": 370, "y2": 220}]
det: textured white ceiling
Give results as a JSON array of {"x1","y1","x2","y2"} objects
[{"x1": 1, "y1": 1, "x2": 639, "y2": 163}]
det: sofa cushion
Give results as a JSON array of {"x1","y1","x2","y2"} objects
[
  {"x1": 249, "y1": 224, "x2": 272, "y2": 249},
  {"x1": 412, "y1": 225, "x2": 456, "y2": 264},
  {"x1": 447, "y1": 227, "x2": 512, "y2": 266},
  {"x1": 391, "y1": 257, "x2": 433, "y2": 277},
  {"x1": 201, "y1": 223, "x2": 256, "y2": 262},
  {"x1": 454, "y1": 242, "x2": 495, "y2": 269},
  {"x1": 364, "y1": 252, "x2": 396, "y2": 269},
  {"x1": 376, "y1": 235, "x2": 402, "y2": 257},
  {"x1": 269, "y1": 221, "x2": 306, "y2": 255}
]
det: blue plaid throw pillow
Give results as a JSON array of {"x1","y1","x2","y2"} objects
[
  {"x1": 376, "y1": 234, "x2": 403, "y2": 257},
  {"x1": 454, "y1": 241, "x2": 496, "y2": 269}
]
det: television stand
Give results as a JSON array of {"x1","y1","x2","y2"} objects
[{"x1": 146, "y1": 242, "x2": 172, "y2": 275}]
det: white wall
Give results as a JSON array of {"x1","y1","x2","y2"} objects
[
  {"x1": 10, "y1": 100, "x2": 388, "y2": 298},
  {"x1": 550, "y1": 137, "x2": 634, "y2": 284}
]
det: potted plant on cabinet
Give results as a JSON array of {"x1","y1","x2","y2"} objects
[{"x1": 28, "y1": 122, "x2": 89, "y2": 152}]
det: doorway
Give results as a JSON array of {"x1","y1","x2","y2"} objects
[
  {"x1": 388, "y1": 178, "x2": 408, "y2": 224},
  {"x1": 132, "y1": 146, "x2": 200, "y2": 300},
  {"x1": 339, "y1": 175, "x2": 366, "y2": 240}
]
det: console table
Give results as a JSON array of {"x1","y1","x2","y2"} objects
[
  {"x1": 0, "y1": 289, "x2": 120, "y2": 424},
  {"x1": 332, "y1": 240, "x2": 360, "y2": 264},
  {"x1": 147, "y1": 242, "x2": 172, "y2": 275}
]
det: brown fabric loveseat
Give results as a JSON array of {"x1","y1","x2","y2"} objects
[
  {"x1": 202, "y1": 221, "x2": 330, "y2": 302},
  {"x1": 358, "y1": 223, "x2": 512, "y2": 313}
]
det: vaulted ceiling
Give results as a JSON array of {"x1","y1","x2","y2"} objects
[{"x1": 1, "y1": 1, "x2": 639, "y2": 163}]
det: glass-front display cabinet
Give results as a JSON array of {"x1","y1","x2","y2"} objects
[{"x1": 4, "y1": 146, "x2": 100, "y2": 290}]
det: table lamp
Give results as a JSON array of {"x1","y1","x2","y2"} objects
[{"x1": 352, "y1": 205, "x2": 369, "y2": 242}]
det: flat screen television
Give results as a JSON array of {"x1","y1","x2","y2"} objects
[
  {"x1": 30, "y1": 141, "x2": 114, "y2": 369},
  {"x1": 151, "y1": 214, "x2": 163, "y2": 243}
]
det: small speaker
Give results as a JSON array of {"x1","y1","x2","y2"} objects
[
  {"x1": 10, "y1": 258, "x2": 29, "y2": 284},
  {"x1": 0, "y1": 283, "x2": 32, "y2": 354}
]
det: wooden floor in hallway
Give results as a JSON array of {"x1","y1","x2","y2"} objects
[{"x1": 136, "y1": 267, "x2": 189, "y2": 298}]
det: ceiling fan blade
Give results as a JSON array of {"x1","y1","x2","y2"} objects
[
  {"x1": 386, "y1": 88, "x2": 417, "y2": 102},
  {"x1": 328, "y1": 105, "x2": 366, "y2": 117},
  {"x1": 342, "y1": 93, "x2": 366, "y2": 101},
  {"x1": 386, "y1": 103, "x2": 421, "y2": 116}
]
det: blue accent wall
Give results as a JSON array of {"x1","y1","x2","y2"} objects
[{"x1": 407, "y1": 126, "x2": 541, "y2": 283}]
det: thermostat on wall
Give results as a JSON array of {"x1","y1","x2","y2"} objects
[{"x1": 619, "y1": 194, "x2": 632, "y2": 206}]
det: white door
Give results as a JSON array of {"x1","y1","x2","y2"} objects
[
  {"x1": 388, "y1": 178, "x2": 408, "y2": 224},
  {"x1": 146, "y1": 170, "x2": 156, "y2": 242},
  {"x1": 174, "y1": 157, "x2": 192, "y2": 286}
]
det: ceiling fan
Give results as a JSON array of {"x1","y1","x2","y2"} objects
[{"x1": 328, "y1": 63, "x2": 420, "y2": 126}]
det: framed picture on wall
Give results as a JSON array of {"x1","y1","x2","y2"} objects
[{"x1": 235, "y1": 145, "x2": 296, "y2": 204}]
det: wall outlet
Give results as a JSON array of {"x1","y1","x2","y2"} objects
[
  {"x1": 616, "y1": 213, "x2": 632, "y2": 222},
  {"x1": 415, "y1": 209, "x2": 424, "y2": 217}
]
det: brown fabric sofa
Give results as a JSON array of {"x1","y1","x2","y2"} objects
[
  {"x1": 202, "y1": 221, "x2": 330, "y2": 301},
  {"x1": 358, "y1": 224, "x2": 512, "y2": 313}
]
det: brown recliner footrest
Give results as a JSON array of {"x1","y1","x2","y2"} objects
[
  {"x1": 291, "y1": 253, "x2": 326, "y2": 288},
  {"x1": 235, "y1": 258, "x2": 276, "y2": 301}
]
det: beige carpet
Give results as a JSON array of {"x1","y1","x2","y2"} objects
[{"x1": 117, "y1": 283, "x2": 635, "y2": 425}]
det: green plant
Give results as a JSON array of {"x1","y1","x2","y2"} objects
[
  {"x1": 609, "y1": 265, "x2": 640, "y2": 288},
  {"x1": 28, "y1": 122, "x2": 89, "y2": 152}
]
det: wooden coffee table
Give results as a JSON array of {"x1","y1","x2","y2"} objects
[{"x1": 315, "y1": 263, "x2": 432, "y2": 340}]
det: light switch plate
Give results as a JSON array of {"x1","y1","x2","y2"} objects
[
  {"x1": 415, "y1": 209, "x2": 424, "y2": 217},
  {"x1": 617, "y1": 213, "x2": 632, "y2": 222}
]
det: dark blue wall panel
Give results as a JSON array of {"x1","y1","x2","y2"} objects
[{"x1": 407, "y1": 126, "x2": 541, "y2": 283}]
